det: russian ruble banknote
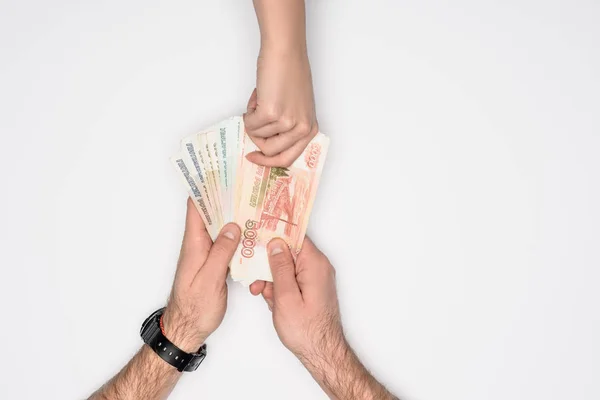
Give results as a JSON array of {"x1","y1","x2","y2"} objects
[{"x1": 171, "y1": 116, "x2": 329, "y2": 285}]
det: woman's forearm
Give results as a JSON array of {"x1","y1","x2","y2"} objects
[{"x1": 253, "y1": 0, "x2": 307, "y2": 52}]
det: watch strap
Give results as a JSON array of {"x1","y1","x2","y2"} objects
[{"x1": 141, "y1": 308, "x2": 207, "y2": 372}]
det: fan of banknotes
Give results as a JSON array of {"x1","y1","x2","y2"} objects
[{"x1": 171, "y1": 116, "x2": 329, "y2": 286}]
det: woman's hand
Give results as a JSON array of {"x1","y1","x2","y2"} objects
[{"x1": 245, "y1": 0, "x2": 318, "y2": 168}]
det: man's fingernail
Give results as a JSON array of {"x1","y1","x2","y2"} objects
[
  {"x1": 270, "y1": 246, "x2": 283, "y2": 256},
  {"x1": 224, "y1": 231, "x2": 235, "y2": 240}
]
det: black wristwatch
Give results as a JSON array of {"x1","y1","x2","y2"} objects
[{"x1": 140, "y1": 307, "x2": 207, "y2": 372}]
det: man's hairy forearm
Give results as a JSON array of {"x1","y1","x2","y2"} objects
[
  {"x1": 88, "y1": 346, "x2": 180, "y2": 400},
  {"x1": 301, "y1": 336, "x2": 398, "y2": 400}
]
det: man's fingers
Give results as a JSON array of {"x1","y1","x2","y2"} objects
[
  {"x1": 268, "y1": 239, "x2": 302, "y2": 304},
  {"x1": 194, "y1": 223, "x2": 241, "y2": 284},
  {"x1": 263, "y1": 282, "x2": 274, "y2": 301},
  {"x1": 249, "y1": 280, "x2": 266, "y2": 296},
  {"x1": 249, "y1": 280, "x2": 273, "y2": 310},
  {"x1": 297, "y1": 235, "x2": 332, "y2": 273},
  {"x1": 262, "y1": 282, "x2": 274, "y2": 311},
  {"x1": 295, "y1": 236, "x2": 337, "y2": 302},
  {"x1": 176, "y1": 198, "x2": 213, "y2": 284},
  {"x1": 297, "y1": 236, "x2": 322, "y2": 258},
  {"x1": 183, "y1": 197, "x2": 211, "y2": 251}
]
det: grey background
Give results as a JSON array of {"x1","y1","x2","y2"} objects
[{"x1": 0, "y1": 0, "x2": 599, "y2": 399}]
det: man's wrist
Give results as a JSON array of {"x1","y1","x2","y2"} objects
[
  {"x1": 139, "y1": 344, "x2": 181, "y2": 375},
  {"x1": 298, "y1": 331, "x2": 351, "y2": 378},
  {"x1": 161, "y1": 308, "x2": 206, "y2": 353},
  {"x1": 89, "y1": 345, "x2": 182, "y2": 399},
  {"x1": 299, "y1": 334, "x2": 397, "y2": 400}
]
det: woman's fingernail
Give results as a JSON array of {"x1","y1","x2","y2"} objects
[
  {"x1": 224, "y1": 231, "x2": 235, "y2": 240},
  {"x1": 270, "y1": 246, "x2": 283, "y2": 256}
]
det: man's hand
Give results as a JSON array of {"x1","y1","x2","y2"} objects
[
  {"x1": 250, "y1": 238, "x2": 398, "y2": 400},
  {"x1": 244, "y1": 0, "x2": 318, "y2": 168},
  {"x1": 89, "y1": 199, "x2": 240, "y2": 400},
  {"x1": 162, "y1": 198, "x2": 241, "y2": 352},
  {"x1": 250, "y1": 238, "x2": 342, "y2": 360}
]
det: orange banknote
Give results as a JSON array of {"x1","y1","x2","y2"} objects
[
  {"x1": 171, "y1": 116, "x2": 329, "y2": 285},
  {"x1": 231, "y1": 133, "x2": 329, "y2": 283}
]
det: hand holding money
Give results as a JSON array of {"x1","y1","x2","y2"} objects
[
  {"x1": 244, "y1": 0, "x2": 317, "y2": 167},
  {"x1": 171, "y1": 116, "x2": 328, "y2": 285},
  {"x1": 244, "y1": 47, "x2": 318, "y2": 168},
  {"x1": 162, "y1": 202, "x2": 241, "y2": 352}
]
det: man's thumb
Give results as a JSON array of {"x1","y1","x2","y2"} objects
[{"x1": 267, "y1": 239, "x2": 302, "y2": 302}]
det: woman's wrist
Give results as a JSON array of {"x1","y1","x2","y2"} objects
[
  {"x1": 260, "y1": 33, "x2": 307, "y2": 56},
  {"x1": 255, "y1": 0, "x2": 307, "y2": 54}
]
